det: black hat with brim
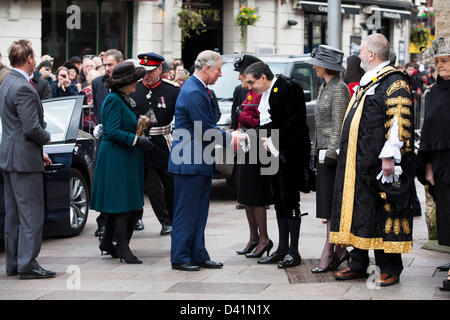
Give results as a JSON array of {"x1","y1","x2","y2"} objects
[
  {"x1": 105, "y1": 61, "x2": 146, "y2": 90},
  {"x1": 306, "y1": 45, "x2": 345, "y2": 73},
  {"x1": 234, "y1": 55, "x2": 262, "y2": 73}
]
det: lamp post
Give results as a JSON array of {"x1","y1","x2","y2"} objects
[{"x1": 327, "y1": 0, "x2": 342, "y2": 50}]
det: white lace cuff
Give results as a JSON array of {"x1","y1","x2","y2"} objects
[{"x1": 378, "y1": 115, "x2": 403, "y2": 163}]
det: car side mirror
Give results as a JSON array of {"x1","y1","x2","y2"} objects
[{"x1": 304, "y1": 90, "x2": 312, "y2": 102}]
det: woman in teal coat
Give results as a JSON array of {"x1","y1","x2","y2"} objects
[{"x1": 91, "y1": 62, "x2": 153, "y2": 264}]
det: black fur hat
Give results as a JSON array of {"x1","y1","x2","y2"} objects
[{"x1": 105, "y1": 61, "x2": 146, "y2": 90}]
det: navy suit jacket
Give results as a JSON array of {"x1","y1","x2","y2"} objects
[
  {"x1": 92, "y1": 75, "x2": 109, "y2": 124},
  {"x1": 168, "y1": 75, "x2": 230, "y2": 177}
]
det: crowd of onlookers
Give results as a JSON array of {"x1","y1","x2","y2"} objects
[
  {"x1": 395, "y1": 60, "x2": 437, "y2": 93},
  {"x1": 0, "y1": 51, "x2": 190, "y2": 131}
]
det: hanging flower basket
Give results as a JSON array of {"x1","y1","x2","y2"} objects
[
  {"x1": 410, "y1": 26, "x2": 431, "y2": 50},
  {"x1": 178, "y1": 8, "x2": 206, "y2": 46},
  {"x1": 235, "y1": 6, "x2": 259, "y2": 49}
]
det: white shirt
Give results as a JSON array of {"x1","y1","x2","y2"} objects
[
  {"x1": 12, "y1": 68, "x2": 31, "y2": 81},
  {"x1": 359, "y1": 60, "x2": 390, "y2": 87},
  {"x1": 259, "y1": 77, "x2": 277, "y2": 126}
]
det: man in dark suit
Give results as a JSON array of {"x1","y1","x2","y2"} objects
[
  {"x1": 131, "y1": 52, "x2": 179, "y2": 235},
  {"x1": 168, "y1": 50, "x2": 246, "y2": 271},
  {"x1": 244, "y1": 62, "x2": 310, "y2": 269},
  {"x1": 0, "y1": 40, "x2": 55, "y2": 279},
  {"x1": 91, "y1": 49, "x2": 123, "y2": 237}
]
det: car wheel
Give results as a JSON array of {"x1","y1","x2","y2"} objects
[{"x1": 69, "y1": 168, "x2": 89, "y2": 236}]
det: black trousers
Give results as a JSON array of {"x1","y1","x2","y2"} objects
[
  {"x1": 138, "y1": 166, "x2": 174, "y2": 226},
  {"x1": 348, "y1": 248, "x2": 404, "y2": 276}
]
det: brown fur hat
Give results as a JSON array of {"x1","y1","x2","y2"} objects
[{"x1": 105, "y1": 61, "x2": 146, "y2": 90}]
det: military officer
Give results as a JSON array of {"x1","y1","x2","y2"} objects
[{"x1": 130, "y1": 52, "x2": 180, "y2": 235}]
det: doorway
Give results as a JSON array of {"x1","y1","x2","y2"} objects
[{"x1": 181, "y1": 0, "x2": 223, "y2": 70}]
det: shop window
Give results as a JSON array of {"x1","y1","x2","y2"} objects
[
  {"x1": 42, "y1": 0, "x2": 131, "y2": 67},
  {"x1": 304, "y1": 14, "x2": 328, "y2": 54}
]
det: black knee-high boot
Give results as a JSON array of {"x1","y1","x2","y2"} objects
[
  {"x1": 115, "y1": 212, "x2": 142, "y2": 264},
  {"x1": 275, "y1": 218, "x2": 289, "y2": 255},
  {"x1": 99, "y1": 215, "x2": 118, "y2": 258},
  {"x1": 287, "y1": 217, "x2": 301, "y2": 257}
]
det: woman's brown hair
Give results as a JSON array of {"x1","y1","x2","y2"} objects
[{"x1": 8, "y1": 39, "x2": 34, "y2": 67}]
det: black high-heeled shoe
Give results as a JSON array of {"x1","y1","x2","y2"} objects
[
  {"x1": 311, "y1": 254, "x2": 337, "y2": 273},
  {"x1": 119, "y1": 254, "x2": 142, "y2": 264},
  {"x1": 245, "y1": 240, "x2": 273, "y2": 258},
  {"x1": 236, "y1": 239, "x2": 259, "y2": 255},
  {"x1": 99, "y1": 242, "x2": 119, "y2": 258},
  {"x1": 334, "y1": 250, "x2": 350, "y2": 270}
]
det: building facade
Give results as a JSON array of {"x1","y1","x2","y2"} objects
[{"x1": 0, "y1": 0, "x2": 415, "y2": 68}]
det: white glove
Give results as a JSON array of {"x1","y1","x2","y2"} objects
[
  {"x1": 93, "y1": 124, "x2": 103, "y2": 139},
  {"x1": 377, "y1": 166, "x2": 403, "y2": 184}
]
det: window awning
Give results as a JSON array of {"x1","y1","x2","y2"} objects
[
  {"x1": 295, "y1": 1, "x2": 361, "y2": 15},
  {"x1": 362, "y1": 6, "x2": 412, "y2": 20}
]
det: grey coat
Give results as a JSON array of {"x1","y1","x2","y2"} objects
[
  {"x1": 311, "y1": 75, "x2": 350, "y2": 159},
  {"x1": 0, "y1": 69, "x2": 51, "y2": 173}
]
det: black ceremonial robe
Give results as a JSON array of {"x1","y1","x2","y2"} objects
[{"x1": 330, "y1": 66, "x2": 416, "y2": 254}]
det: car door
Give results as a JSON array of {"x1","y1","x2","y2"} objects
[
  {"x1": 42, "y1": 96, "x2": 84, "y2": 235},
  {"x1": 290, "y1": 62, "x2": 321, "y2": 140}
]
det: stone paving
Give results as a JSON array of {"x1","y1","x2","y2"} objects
[{"x1": 0, "y1": 180, "x2": 449, "y2": 300}]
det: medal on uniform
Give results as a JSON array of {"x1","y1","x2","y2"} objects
[
  {"x1": 157, "y1": 96, "x2": 166, "y2": 109},
  {"x1": 146, "y1": 90, "x2": 152, "y2": 107}
]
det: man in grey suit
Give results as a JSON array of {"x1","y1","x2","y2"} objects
[{"x1": 0, "y1": 40, "x2": 56, "y2": 279}]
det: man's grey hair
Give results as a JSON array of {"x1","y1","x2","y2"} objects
[
  {"x1": 194, "y1": 50, "x2": 221, "y2": 71},
  {"x1": 104, "y1": 49, "x2": 123, "y2": 63},
  {"x1": 363, "y1": 33, "x2": 390, "y2": 62}
]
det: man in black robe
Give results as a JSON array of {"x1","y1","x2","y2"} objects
[
  {"x1": 330, "y1": 34, "x2": 415, "y2": 287},
  {"x1": 243, "y1": 62, "x2": 311, "y2": 268},
  {"x1": 131, "y1": 52, "x2": 179, "y2": 235}
]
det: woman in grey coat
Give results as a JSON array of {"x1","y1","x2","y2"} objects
[{"x1": 306, "y1": 45, "x2": 351, "y2": 273}]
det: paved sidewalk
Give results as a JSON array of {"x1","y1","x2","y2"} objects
[{"x1": 0, "y1": 180, "x2": 449, "y2": 300}]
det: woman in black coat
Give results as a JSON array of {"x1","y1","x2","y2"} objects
[{"x1": 419, "y1": 37, "x2": 450, "y2": 291}]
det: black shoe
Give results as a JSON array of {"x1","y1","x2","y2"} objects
[
  {"x1": 437, "y1": 263, "x2": 450, "y2": 271},
  {"x1": 311, "y1": 254, "x2": 337, "y2": 273},
  {"x1": 95, "y1": 226, "x2": 105, "y2": 237},
  {"x1": 236, "y1": 239, "x2": 259, "y2": 255},
  {"x1": 19, "y1": 266, "x2": 56, "y2": 280},
  {"x1": 439, "y1": 278, "x2": 450, "y2": 291},
  {"x1": 99, "y1": 242, "x2": 119, "y2": 258},
  {"x1": 257, "y1": 251, "x2": 286, "y2": 264},
  {"x1": 246, "y1": 240, "x2": 273, "y2": 258},
  {"x1": 7, "y1": 270, "x2": 18, "y2": 276},
  {"x1": 198, "y1": 260, "x2": 223, "y2": 269},
  {"x1": 278, "y1": 254, "x2": 301, "y2": 269},
  {"x1": 235, "y1": 204, "x2": 245, "y2": 209},
  {"x1": 171, "y1": 263, "x2": 200, "y2": 271},
  {"x1": 160, "y1": 224, "x2": 172, "y2": 235},
  {"x1": 134, "y1": 219, "x2": 145, "y2": 231},
  {"x1": 119, "y1": 255, "x2": 142, "y2": 264}
]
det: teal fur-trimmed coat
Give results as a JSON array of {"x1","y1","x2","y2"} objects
[{"x1": 90, "y1": 92, "x2": 144, "y2": 213}]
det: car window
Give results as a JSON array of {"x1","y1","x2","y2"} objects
[
  {"x1": 209, "y1": 61, "x2": 288, "y2": 101},
  {"x1": 0, "y1": 97, "x2": 81, "y2": 144},
  {"x1": 43, "y1": 98, "x2": 79, "y2": 143},
  {"x1": 291, "y1": 63, "x2": 319, "y2": 100}
]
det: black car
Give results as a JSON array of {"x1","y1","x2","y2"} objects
[{"x1": 0, "y1": 96, "x2": 95, "y2": 238}]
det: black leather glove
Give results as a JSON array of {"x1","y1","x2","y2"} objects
[
  {"x1": 310, "y1": 155, "x2": 317, "y2": 172},
  {"x1": 135, "y1": 136, "x2": 153, "y2": 151},
  {"x1": 324, "y1": 156, "x2": 337, "y2": 167}
]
